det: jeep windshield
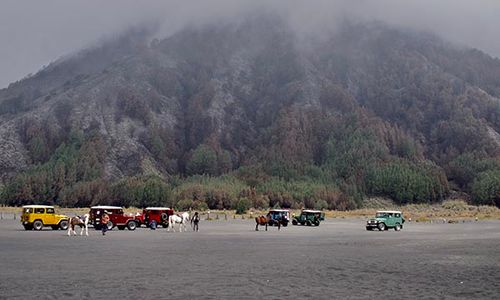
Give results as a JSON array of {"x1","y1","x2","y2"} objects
[{"x1": 376, "y1": 213, "x2": 388, "y2": 218}]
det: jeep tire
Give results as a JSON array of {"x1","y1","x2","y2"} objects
[
  {"x1": 314, "y1": 220, "x2": 320, "y2": 226},
  {"x1": 395, "y1": 224, "x2": 401, "y2": 231},
  {"x1": 106, "y1": 221, "x2": 114, "y2": 230},
  {"x1": 292, "y1": 219, "x2": 298, "y2": 226},
  {"x1": 306, "y1": 220, "x2": 312, "y2": 226},
  {"x1": 377, "y1": 222, "x2": 386, "y2": 231},
  {"x1": 127, "y1": 221, "x2": 137, "y2": 231},
  {"x1": 33, "y1": 220, "x2": 43, "y2": 231},
  {"x1": 59, "y1": 220, "x2": 69, "y2": 230}
]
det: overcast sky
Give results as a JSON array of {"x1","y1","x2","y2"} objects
[{"x1": 1, "y1": 0, "x2": 499, "y2": 88}]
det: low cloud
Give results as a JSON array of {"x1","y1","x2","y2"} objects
[{"x1": 1, "y1": 0, "x2": 499, "y2": 88}]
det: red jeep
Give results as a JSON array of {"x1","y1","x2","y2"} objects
[
  {"x1": 89, "y1": 206, "x2": 138, "y2": 231},
  {"x1": 136, "y1": 207, "x2": 175, "y2": 228}
]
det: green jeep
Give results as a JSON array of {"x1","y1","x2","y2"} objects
[
  {"x1": 366, "y1": 210, "x2": 405, "y2": 231},
  {"x1": 292, "y1": 210, "x2": 325, "y2": 226}
]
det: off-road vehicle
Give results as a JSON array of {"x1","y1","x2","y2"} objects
[
  {"x1": 89, "y1": 206, "x2": 138, "y2": 231},
  {"x1": 135, "y1": 207, "x2": 175, "y2": 228},
  {"x1": 267, "y1": 209, "x2": 290, "y2": 227},
  {"x1": 20, "y1": 205, "x2": 69, "y2": 230},
  {"x1": 292, "y1": 210, "x2": 325, "y2": 226},
  {"x1": 366, "y1": 210, "x2": 405, "y2": 231}
]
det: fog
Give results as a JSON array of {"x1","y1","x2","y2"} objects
[{"x1": 1, "y1": 0, "x2": 499, "y2": 88}]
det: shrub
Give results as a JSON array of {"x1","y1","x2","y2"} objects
[
  {"x1": 471, "y1": 170, "x2": 500, "y2": 207},
  {"x1": 173, "y1": 175, "x2": 248, "y2": 209},
  {"x1": 235, "y1": 197, "x2": 251, "y2": 214},
  {"x1": 176, "y1": 199, "x2": 194, "y2": 211},
  {"x1": 192, "y1": 200, "x2": 209, "y2": 211},
  {"x1": 365, "y1": 160, "x2": 449, "y2": 204},
  {"x1": 314, "y1": 199, "x2": 329, "y2": 210}
]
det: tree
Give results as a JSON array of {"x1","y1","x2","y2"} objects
[{"x1": 186, "y1": 144, "x2": 218, "y2": 175}]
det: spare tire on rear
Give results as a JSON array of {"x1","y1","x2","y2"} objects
[{"x1": 161, "y1": 213, "x2": 169, "y2": 222}]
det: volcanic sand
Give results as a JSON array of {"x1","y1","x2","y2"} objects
[{"x1": 0, "y1": 218, "x2": 499, "y2": 299}]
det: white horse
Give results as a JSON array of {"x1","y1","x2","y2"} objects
[
  {"x1": 167, "y1": 212, "x2": 190, "y2": 232},
  {"x1": 67, "y1": 213, "x2": 89, "y2": 236}
]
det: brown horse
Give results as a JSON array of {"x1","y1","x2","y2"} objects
[{"x1": 255, "y1": 215, "x2": 269, "y2": 231}]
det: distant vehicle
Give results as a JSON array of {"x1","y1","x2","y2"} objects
[
  {"x1": 267, "y1": 209, "x2": 290, "y2": 227},
  {"x1": 292, "y1": 210, "x2": 325, "y2": 226},
  {"x1": 89, "y1": 206, "x2": 138, "y2": 231},
  {"x1": 135, "y1": 207, "x2": 175, "y2": 228},
  {"x1": 20, "y1": 205, "x2": 69, "y2": 231},
  {"x1": 366, "y1": 210, "x2": 405, "y2": 231}
]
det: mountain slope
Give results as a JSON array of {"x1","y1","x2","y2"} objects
[{"x1": 1, "y1": 16, "x2": 499, "y2": 208}]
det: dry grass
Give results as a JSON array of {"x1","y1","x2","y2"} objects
[{"x1": 2, "y1": 199, "x2": 500, "y2": 222}]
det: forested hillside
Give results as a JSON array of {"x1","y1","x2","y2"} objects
[{"x1": 1, "y1": 16, "x2": 499, "y2": 209}]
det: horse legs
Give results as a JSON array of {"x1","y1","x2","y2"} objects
[
  {"x1": 255, "y1": 223, "x2": 259, "y2": 231},
  {"x1": 265, "y1": 223, "x2": 268, "y2": 231},
  {"x1": 68, "y1": 224, "x2": 77, "y2": 236},
  {"x1": 80, "y1": 225, "x2": 88, "y2": 236}
]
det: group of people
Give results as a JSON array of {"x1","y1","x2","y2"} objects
[{"x1": 99, "y1": 211, "x2": 200, "y2": 235}]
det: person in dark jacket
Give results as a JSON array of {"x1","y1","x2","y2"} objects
[{"x1": 191, "y1": 212, "x2": 200, "y2": 232}]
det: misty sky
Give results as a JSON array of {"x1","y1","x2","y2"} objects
[{"x1": 1, "y1": 0, "x2": 499, "y2": 88}]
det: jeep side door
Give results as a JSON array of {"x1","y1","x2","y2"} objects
[
  {"x1": 386, "y1": 213, "x2": 396, "y2": 227},
  {"x1": 34, "y1": 207, "x2": 46, "y2": 224},
  {"x1": 110, "y1": 209, "x2": 123, "y2": 225},
  {"x1": 45, "y1": 207, "x2": 56, "y2": 225}
]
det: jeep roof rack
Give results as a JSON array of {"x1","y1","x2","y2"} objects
[
  {"x1": 22, "y1": 205, "x2": 54, "y2": 208},
  {"x1": 145, "y1": 207, "x2": 171, "y2": 210},
  {"x1": 302, "y1": 210, "x2": 322, "y2": 213},
  {"x1": 90, "y1": 205, "x2": 123, "y2": 209}
]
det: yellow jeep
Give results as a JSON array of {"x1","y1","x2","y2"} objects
[{"x1": 21, "y1": 205, "x2": 69, "y2": 231}]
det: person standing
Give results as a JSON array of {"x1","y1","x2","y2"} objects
[
  {"x1": 191, "y1": 212, "x2": 200, "y2": 232},
  {"x1": 101, "y1": 211, "x2": 110, "y2": 236}
]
